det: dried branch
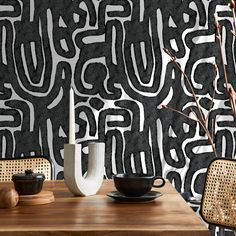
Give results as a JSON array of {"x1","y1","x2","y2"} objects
[
  {"x1": 214, "y1": 13, "x2": 230, "y2": 94},
  {"x1": 211, "y1": 120, "x2": 214, "y2": 144},
  {"x1": 163, "y1": 48, "x2": 219, "y2": 157},
  {"x1": 229, "y1": 0, "x2": 236, "y2": 35},
  {"x1": 161, "y1": 3, "x2": 236, "y2": 159},
  {"x1": 215, "y1": 9, "x2": 236, "y2": 118},
  {"x1": 163, "y1": 48, "x2": 206, "y2": 124},
  {"x1": 229, "y1": 85, "x2": 236, "y2": 117},
  {"x1": 206, "y1": 64, "x2": 217, "y2": 121},
  {"x1": 162, "y1": 104, "x2": 217, "y2": 157},
  {"x1": 161, "y1": 104, "x2": 198, "y2": 123},
  {"x1": 189, "y1": 108, "x2": 217, "y2": 157}
]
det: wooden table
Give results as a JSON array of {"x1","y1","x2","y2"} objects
[{"x1": 0, "y1": 180, "x2": 210, "y2": 236}]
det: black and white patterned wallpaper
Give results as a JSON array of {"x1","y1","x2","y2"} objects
[{"x1": 0, "y1": 0, "x2": 236, "y2": 196}]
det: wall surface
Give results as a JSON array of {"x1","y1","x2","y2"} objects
[{"x1": 0, "y1": 0, "x2": 235, "y2": 196}]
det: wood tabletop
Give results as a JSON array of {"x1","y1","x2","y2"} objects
[{"x1": 0, "y1": 180, "x2": 210, "y2": 236}]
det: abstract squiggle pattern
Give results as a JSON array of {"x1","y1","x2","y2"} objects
[{"x1": 0, "y1": 0, "x2": 235, "y2": 195}]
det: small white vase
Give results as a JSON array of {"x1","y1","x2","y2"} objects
[{"x1": 64, "y1": 142, "x2": 105, "y2": 196}]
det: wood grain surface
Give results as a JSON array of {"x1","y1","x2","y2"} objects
[
  {"x1": 0, "y1": 180, "x2": 210, "y2": 236},
  {"x1": 18, "y1": 190, "x2": 55, "y2": 206}
]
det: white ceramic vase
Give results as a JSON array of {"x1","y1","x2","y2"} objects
[{"x1": 64, "y1": 142, "x2": 105, "y2": 196}]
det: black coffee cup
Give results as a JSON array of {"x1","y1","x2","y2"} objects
[{"x1": 113, "y1": 173, "x2": 165, "y2": 197}]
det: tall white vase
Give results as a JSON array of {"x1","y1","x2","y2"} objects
[{"x1": 64, "y1": 142, "x2": 105, "y2": 196}]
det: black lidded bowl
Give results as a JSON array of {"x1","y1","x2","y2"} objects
[{"x1": 12, "y1": 169, "x2": 45, "y2": 195}]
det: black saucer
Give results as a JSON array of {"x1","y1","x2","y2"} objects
[{"x1": 106, "y1": 191, "x2": 163, "y2": 203}]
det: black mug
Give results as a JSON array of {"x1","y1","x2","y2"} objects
[{"x1": 113, "y1": 173, "x2": 165, "y2": 197}]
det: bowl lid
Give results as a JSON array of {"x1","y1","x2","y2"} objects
[{"x1": 12, "y1": 169, "x2": 45, "y2": 181}]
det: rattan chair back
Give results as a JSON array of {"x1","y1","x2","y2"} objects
[
  {"x1": 200, "y1": 158, "x2": 236, "y2": 230},
  {"x1": 0, "y1": 156, "x2": 53, "y2": 181}
]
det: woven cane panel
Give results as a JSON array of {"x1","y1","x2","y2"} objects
[
  {"x1": 201, "y1": 159, "x2": 236, "y2": 229},
  {"x1": 0, "y1": 157, "x2": 52, "y2": 181}
]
